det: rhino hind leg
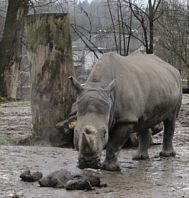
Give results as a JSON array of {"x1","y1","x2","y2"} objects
[
  {"x1": 159, "y1": 117, "x2": 176, "y2": 157},
  {"x1": 102, "y1": 124, "x2": 133, "y2": 171},
  {"x1": 132, "y1": 130, "x2": 150, "y2": 160}
]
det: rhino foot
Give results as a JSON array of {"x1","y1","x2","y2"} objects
[
  {"x1": 132, "y1": 153, "x2": 149, "y2": 160},
  {"x1": 159, "y1": 150, "x2": 176, "y2": 157},
  {"x1": 101, "y1": 161, "x2": 121, "y2": 171}
]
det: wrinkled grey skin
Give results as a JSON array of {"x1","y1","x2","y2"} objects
[
  {"x1": 38, "y1": 169, "x2": 102, "y2": 190},
  {"x1": 39, "y1": 169, "x2": 72, "y2": 187},
  {"x1": 70, "y1": 51, "x2": 182, "y2": 171}
]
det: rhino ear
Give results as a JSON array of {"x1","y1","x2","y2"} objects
[
  {"x1": 105, "y1": 79, "x2": 116, "y2": 92},
  {"x1": 69, "y1": 76, "x2": 84, "y2": 94}
]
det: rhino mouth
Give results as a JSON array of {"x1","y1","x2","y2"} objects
[{"x1": 78, "y1": 154, "x2": 101, "y2": 169}]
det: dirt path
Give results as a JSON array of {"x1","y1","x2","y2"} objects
[
  {"x1": 0, "y1": 101, "x2": 32, "y2": 143},
  {"x1": 0, "y1": 96, "x2": 189, "y2": 198}
]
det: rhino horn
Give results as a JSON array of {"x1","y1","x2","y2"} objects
[
  {"x1": 80, "y1": 132, "x2": 97, "y2": 154},
  {"x1": 82, "y1": 132, "x2": 89, "y2": 146}
]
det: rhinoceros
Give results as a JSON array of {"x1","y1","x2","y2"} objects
[{"x1": 69, "y1": 51, "x2": 182, "y2": 171}]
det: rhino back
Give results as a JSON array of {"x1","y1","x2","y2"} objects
[{"x1": 87, "y1": 51, "x2": 182, "y2": 127}]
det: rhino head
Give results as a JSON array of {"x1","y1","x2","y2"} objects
[{"x1": 69, "y1": 77, "x2": 115, "y2": 169}]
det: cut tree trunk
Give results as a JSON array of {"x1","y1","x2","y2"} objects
[
  {"x1": 0, "y1": 0, "x2": 28, "y2": 98},
  {"x1": 25, "y1": 13, "x2": 76, "y2": 146}
]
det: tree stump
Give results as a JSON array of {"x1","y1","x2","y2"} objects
[{"x1": 25, "y1": 13, "x2": 76, "y2": 146}]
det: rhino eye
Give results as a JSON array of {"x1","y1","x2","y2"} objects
[
  {"x1": 103, "y1": 131, "x2": 106, "y2": 138},
  {"x1": 100, "y1": 129, "x2": 106, "y2": 138}
]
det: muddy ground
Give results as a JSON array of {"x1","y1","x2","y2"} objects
[{"x1": 0, "y1": 95, "x2": 189, "y2": 198}]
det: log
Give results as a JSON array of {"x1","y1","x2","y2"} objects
[{"x1": 25, "y1": 13, "x2": 76, "y2": 146}]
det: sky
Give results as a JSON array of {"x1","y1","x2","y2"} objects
[
  {"x1": 79, "y1": 0, "x2": 148, "y2": 2},
  {"x1": 80, "y1": 0, "x2": 187, "y2": 4},
  {"x1": 79, "y1": 0, "x2": 149, "y2": 6}
]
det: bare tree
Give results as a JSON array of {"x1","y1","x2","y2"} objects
[
  {"x1": 155, "y1": 0, "x2": 189, "y2": 71},
  {"x1": 107, "y1": 0, "x2": 118, "y2": 53},
  {"x1": 69, "y1": 0, "x2": 138, "y2": 57},
  {"x1": 105, "y1": 0, "x2": 136, "y2": 55},
  {"x1": 0, "y1": 1, "x2": 7, "y2": 40},
  {"x1": 0, "y1": 0, "x2": 29, "y2": 98},
  {"x1": 126, "y1": 0, "x2": 162, "y2": 54},
  {"x1": 71, "y1": 1, "x2": 105, "y2": 58},
  {"x1": 0, "y1": 0, "x2": 62, "y2": 98}
]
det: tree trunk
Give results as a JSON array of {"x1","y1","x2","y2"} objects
[
  {"x1": 148, "y1": 13, "x2": 154, "y2": 53},
  {"x1": 0, "y1": 0, "x2": 28, "y2": 98},
  {"x1": 187, "y1": 76, "x2": 189, "y2": 87},
  {"x1": 25, "y1": 13, "x2": 76, "y2": 146}
]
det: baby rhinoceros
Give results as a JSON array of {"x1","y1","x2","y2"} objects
[
  {"x1": 65, "y1": 174, "x2": 101, "y2": 190},
  {"x1": 39, "y1": 169, "x2": 72, "y2": 188},
  {"x1": 39, "y1": 169, "x2": 103, "y2": 190}
]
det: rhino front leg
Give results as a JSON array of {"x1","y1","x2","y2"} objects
[
  {"x1": 132, "y1": 130, "x2": 150, "y2": 160},
  {"x1": 102, "y1": 123, "x2": 133, "y2": 171},
  {"x1": 160, "y1": 117, "x2": 176, "y2": 157}
]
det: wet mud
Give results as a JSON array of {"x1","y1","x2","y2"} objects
[
  {"x1": 0, "y1": 101, "x2": 32, "y2": 143},
  {"x1": 1, "y1": 95, "x2": 189, "y2": 198}
]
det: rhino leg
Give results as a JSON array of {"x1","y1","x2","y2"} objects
[
  {"x1": 160, "y1": 117, "x2": 176, "y2": 157},
  {"x1": 102, "y1": 124, "x2": 133, "y2": 171},
  {"x1": 132, "y1": 130, "x2": 150, "y2": 160}
]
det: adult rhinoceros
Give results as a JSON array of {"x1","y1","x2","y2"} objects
[{"x1": 69, "y1": 51, "x2": 182, "y2": 171}]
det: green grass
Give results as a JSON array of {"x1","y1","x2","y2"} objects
[
  {"x1": 0, "y1": 97, "x2": 6, "y2": 102},
  {"x1": 12, "y1": 101, "x2": 30, "y2": 107},
  {"x1": 0, "y1": 97, "x2": 17, "y2": 102},
  {"x1": 0, "y1": 137, "x2": 18, "y2": 144},
  {"x1": 182, "y1": 79, "x2": 188, "y2": 86},
  {"x1": 0, "y1": 101, "x2": 30, "y2": 107},
  {"x1": 0, "y1": 135, "x2": 35, "y2": 145}
]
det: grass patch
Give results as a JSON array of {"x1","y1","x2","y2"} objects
[
  {"x1": 0, "y1": 101, "x2": 30, "y2": 107},
  {"x1": 0, "y1": 135, "x2": 36, "y2": 146},
  {"x1": 0, "y1": 97, "x2": 17, "y2": 102},
  {"x1": 0, "y1": 97, "x2": 6, "y2": 102},
  {"x1": 182, "y1": 79, "x2": 188, "y2": 86},
  {"x1": 0, "y1": 137, "x2": 18, "y2": 144},
  {"x1": 0, "y1": 97, "x2": 30, "y2": 106},
  {"x1": 17, "y1": 134, "x2": 48, "y2": 146},
  {"x1": 13, "y1": 101, "x2": 30, "y2": 107}
]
